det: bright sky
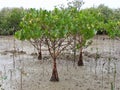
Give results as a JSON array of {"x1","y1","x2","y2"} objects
[{"x1": 0, "y1": 0, "x2": 120, "y2": 10}]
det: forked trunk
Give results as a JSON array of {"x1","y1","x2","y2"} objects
[
  {"x1": 50, "y1": 57, "x2": 59, "y2": 82},
  {"x1": 78, "y1": 48, "x2": 84, "y2": 66},
  {"x1": 38, "y1": 51, "x2": 42, "y2": 60}
]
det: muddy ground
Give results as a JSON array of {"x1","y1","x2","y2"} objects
[{"x1": 0, "y1": 35, "x2": 120, "y2": 90}]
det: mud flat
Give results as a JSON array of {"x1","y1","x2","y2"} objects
[{"x1": 0, "y1": 35, "x2": 120, "y2": 90}]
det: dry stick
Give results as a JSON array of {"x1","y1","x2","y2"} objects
[
  {"x1": 108, "y1": 39, "x2": 112, "y2": 83},
  {"x1": 116, "y1": 39, "x2": 119, "y2": 89},
  {"x1": 101, "y1": 35, "x2": 105, "y2": 88},
  {"x1": 113, "y1": 39, "x2": 116, "y2": 90},
  {"x1": 113, "y1": 63, "x2": 117, "y2": 90},
  {"x1": 95, "y1": 35, "x2": 98, "y2": 75},
  {"x1": 33, "y1": 47, "x2": 36, "y2": 61},
  {"x1": 95, "y1": 48, "x2": 98, "y2": 75},
  {"x1": 19, "y1": 41, "x2": 24, "y2": 90},
  {"x1": 1, "y1": 65, "x2": 6, "y2": 90},
  {"x1": 42, "y1": 62, "x2": 45, "y2": 80},
  {"x1": 20, "y1": 68, "x2": 23, "y2": 90},
  {"x1": 9, "y1": 69, "x2": 13, "y2": 81},
  {"x1": 88, "y1": 52, "x2": 93, "y2": 89},
  {"x1": 13, "y1": 37, "x2": 16, "y2": 69},
  {"x1": 20, "y1": 61, "x2": 25, "y2": 90},
  {"x1": 8, "y1": 36, "x2": 11, "y2": 51},
  {"x1": 102, "y1": 62, "x2": 104, "y2": 88},
  {"x1": 3, "y1": 65, "x2": 6, "y2": 77},
  {"x1": 94, "y1": 35, "x2": 100, "y2": 88},
  {"x1": 73, "y1": 35, "x2": 76, "y2": 67}
]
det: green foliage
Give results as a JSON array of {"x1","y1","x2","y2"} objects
[
  {"x1": 45, "y1": 8, "x2": 70, "y2": 40},
  {"x1": 89, "y1": 4, "x2": 120, "y2": 37},
  {"x1": 14, "y1": 3, "x2": 120, "y2": 48},
  {"x1": 15, "y1": 8, "x2": 71, "y2": 41},
  {"x1": 104, "y1": 21, "x2": 119, "y2": 38},
  {"x1": 0, "y1": 8, "x2": 24, "y2": 35},
  {"x1": 67, "y1": 7, "x2": 97, "y2": 47},
  {"x1": 15, "y1": 8, "x2": 44, "y2": 40}
]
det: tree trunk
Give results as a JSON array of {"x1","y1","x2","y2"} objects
[
  {"x1": 38, "y1": 42, "x2": 42, "y2": 60},
  {"x1": 78, "y1": 48, "x2": 84, "y2": 66},
  {"x1": 50, "y1": 57, "x2": 59, "y2": 82},
  {"x1": 38, "y1": 51, "x2": 42, "y2": 60}
]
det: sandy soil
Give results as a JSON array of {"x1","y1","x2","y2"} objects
[{"x1": 0, "y1": 35, "x2": 120, "y2": 90}]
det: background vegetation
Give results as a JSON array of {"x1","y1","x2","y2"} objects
[
  {"x1": 0, "y1": 8, "x2": 24, "y2": 35},
  {"x1": 0, "y1": 5, "x2": 120, "y2": 35}
]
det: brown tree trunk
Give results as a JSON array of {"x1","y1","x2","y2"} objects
[
  {"x1": 50, "y1": 57, "x2": 59, "y2": 82},
  {"x1": 38, "y1": 51, "x2": 42, "y2": 60},
  {"x1": 38, "y1": 42, "x2": 42, "y2": 60},
  {"x1": 78, "y1": 48, "x2": 84, "y2": 66}
]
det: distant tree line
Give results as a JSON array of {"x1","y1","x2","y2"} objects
[
  {"x1": 0, "y1": 7, "x2": 24, "y2": 35},
  {"x1": 95, "y1": 4, "x2": 120, "y2": 35},
  {"x1": 0, "y1": 4, "x2": 120, "y2": 35}
]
